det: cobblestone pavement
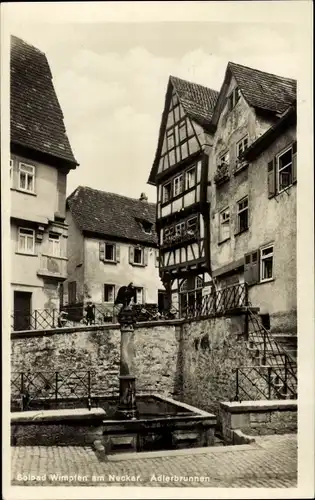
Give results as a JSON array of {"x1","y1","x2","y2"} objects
[{"x1": 11, "y1": 434, "x2": 297, "y2": 488}]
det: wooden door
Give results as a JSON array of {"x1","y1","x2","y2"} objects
[{"x1": 14, "y1": 291, "x2": 32, "y2": 331}]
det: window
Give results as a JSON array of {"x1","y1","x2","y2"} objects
[
  {"x1": 48, "y1": 233, "x2": 60, "y2": 257},
  {"x1": 260, "y1": 245, "x2": 274, "y2": 282},
  {"x1": 18, "y1": 228, "x2": 35, "y2": 254},
  {"x1": 219, "y1": 208, "x2": 230, "y2": 242},
  {"x1": 173, "y1": 175, "x2": 183, "y2": 197},
  {"x1": 134, "y1": 247, "x2": 144, "y2": 264},
  {"x1": 135, "y1": 287, "x2": 143, "y2": 304},
  {"x1": 162, "y1": 182, "x2": 172, "y2": 203},
  {"x1": 187, "y1": 217, "x2": 198, "y2": 236},
  {"x1": 104, "y1": 284, "x2": 115, "y2": 302},
  {"x1": 220, "y1": 151, "x2": 230, "y2": 166},
  {"x1": 105, "y1": 244, "x2": 114, "y2": 261},
  {"x1": 237, "y1": 197, "x2": 249, "y2": 233},
  {"x1": 18, "y1": 162, "x2": 35, "y2": 193},
  {"x1": 236, "y1": 136, "x2": 249, "y2": 158},
  {"x1": 166, "y1": 129, "x2": 175, "y2": 149},
  {"x1": 68, "y1": 281, "x2": 76, "y2": 305},
  {"x1": 175, "y1": 221, "x2": 186, "y2": 237},
  {"x1": 228, "y1": 87, "x2": 240, "y2": 110},
  {"x1": 277, "y1": 147, "x2": 293, "y2": 192},
  {"x1": 141, "y1": 221, "x2": 153, "y2": 234},
  {"x1": 10, "y1": 159, "x2": 13, "y2": 187},
  {"x1": 185, "y1": 167, "x2": 196, "y2": 190}
]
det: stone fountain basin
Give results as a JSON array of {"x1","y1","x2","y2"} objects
[{"x1": 11, "y1": 394, "x2": 216, "y2": 452}]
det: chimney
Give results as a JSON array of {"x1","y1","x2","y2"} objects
[{"x1": 139, "y1": 192, "x2": 148, "y2": 201}]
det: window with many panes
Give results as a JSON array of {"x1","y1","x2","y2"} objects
[
  {"x1": 219, "y1": 208, "x2": 230, "y2": 242},
  {"x1": 48, "y1": 233, "x2": 61, "y2": 257},
  {"x1": 185, "y1": 167, "x2": 196, "y2": 190},
  {"x1": 175, "y1": 221, "x2": 186, "y2": 237},
  {"x1": 277, "y1": 147, "x2": 293, "y2": 192},
  {"x1": 173, "y1": 174, "x2": 183, "y2": 197},
  {"x1": 220, "y1": 151, "x2": 230, "y2": 166},
  {"x1": 18, "y1": 163, "x2": 35, "y2": 193},
  {"x1": 236, "y1": 136, "x2": 249, "y2": 159},
  {"x1": 18, "y1": 228, "x2": 35, "y2": 254},
  {"x1": 104, "y1": 284, "x2": 115, "y2": 302},
  {"x1": 237, "y1": 197, "x2": 249, "y2": 233},
  {"x1": 260, "y1": 245, "x2": 274, "y2": 282}
]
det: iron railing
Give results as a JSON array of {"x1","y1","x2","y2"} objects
[
  {"x1": 234, "y1": 364, "x2": 297, "y2": 401},
  {"x1": 180, "y1": 283, "x2": 248, "y2": 319},
  {"x1": 11, "y1": 370, "x2": 94, "y2": 411}
]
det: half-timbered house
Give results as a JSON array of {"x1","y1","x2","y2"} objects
[{"x1": 147, "y1": 77, "x2": 219, "y2": 314}]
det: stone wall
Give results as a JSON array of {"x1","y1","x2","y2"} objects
[
  {"x1": 11, "y1": 314, "x2": 264, "y2": 414},
  {"x1": 181, "y1": 314, "x2": 255, "y2": 414},
  {"x1": 219, "y1": 400, "x2": 297, "y2": 442},
  {"x1": 11, "y1": 321, "x2": 182, "y2": 400}
]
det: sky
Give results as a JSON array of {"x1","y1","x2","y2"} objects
[{"x1": 7, "y1": 11, "x2": 304, "y2": 202}]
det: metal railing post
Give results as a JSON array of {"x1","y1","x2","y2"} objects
[
  {"x1": 34, "y1": 310, "x2": 37, "y2": 330},
  {"x1": 87, "y1": 371, "x2": 91, "y2": 410},
  {"x1": 20, "y1": 372, "x2": 24, "y2": 411},
  {"x1": 235, "y1": 368, "x2": 239, "y2": 401},
  {"x1": 244, "y1": 282, "x2": 249, "y2": 306},
  {"x1": 284, "y1": 356, "x2": 288, "y2": 396},
  {"x1": 55, "y1": 372, "x2": 58, "y2": 401},
  {"x1": 267, "y1": 367, "x2": 272, "y2": 399},
  {"x1": 263, "y1": 330, "x2": 267, "y2": 365}
]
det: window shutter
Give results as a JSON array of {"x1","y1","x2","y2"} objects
[
  {"x1": 251, "y1": 250, "x2": 260, "y2": 284},
  {"x1": 116, "y1": 244, "x2": 120, "y2": 262},
  {"x1": 155, "y1": 249, "x2": 159, "y2": 267},
  {"x1": 99, "y1": 242, "x2": 105, "y2": 261},
  {"x1": 267, "y1": 158, "x2": 276, "y2": 198},
  {"x1": 129, "y1": 246, "x2": 134, "y2": 264},
  {"x1": 144, "y1": 248, "x2": 148, "y2": 266},
  {"x1": 292, "y1": 141, "x2": 297, "y2": 184},
  {"x1": 244, "y1": 252, "x2": 252, "y2": 285}
]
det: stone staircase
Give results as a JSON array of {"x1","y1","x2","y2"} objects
[{"x1": 236, "y1": 308, "x2": 298, "y2": 401}]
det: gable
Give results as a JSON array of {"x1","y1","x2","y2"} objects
[{"x1": 156, "y1": 88, "x2": 202, "y2": 177}]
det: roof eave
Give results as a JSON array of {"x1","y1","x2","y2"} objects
[{"x1": 244, "y1": 106, "x2": 296, "y2": 161}]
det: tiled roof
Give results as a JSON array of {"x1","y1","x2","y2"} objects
[
  {"x1": 170, "y1": 76, "x2": 219, "y2": 127},
  {"x1": 228, "y1": 62, "x2": 297, "y2": 115},
  {"x1": 11, "y1": 35, "x2": 78, "y2": 166},
  {"x1": 67, "y1": 186, "x2": 157, "y2": 245}
]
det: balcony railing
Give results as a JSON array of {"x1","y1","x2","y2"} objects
[
  {"x1": 179, "y1": 283, "x2": 248, "y2": 320},
  {"x1": 37, "y1": 255, "x2": 67, "y2": 280}
]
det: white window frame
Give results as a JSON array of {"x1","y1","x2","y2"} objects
[
  {"x1": 48, "y1": 233, "x2": 61, "y2": 257},
  {"x1": 18, "y1": 162, "x2": 35, "y2": 193},
  {"x1": 133, "y1": 247, "x2": 144, "y2": 265},
  {"x1": 173, "y1": 174, "x2": 183, "y2": 197},
  {"x1": 260, "y1": 245, "x2": 274, "y2": 283},
  {"x1": 18, "y1": 227, "x2": 35, "y2": 254},
  {"x1": 135, "y1": 287, "x2": 143, "y2": 304},
  {"x1": 162, "y1": 182, "x2": 172, "y2": 203},
  {"x1": 237, "y1": 197, "x2": 249, "y2": 233},
  {"x1": 104, "y1": 242, "x2": 115, "y2": 262},
  {"x1": 219, "y1": 207, "x2": 230, "y2": 242},
  {"x1": 277, "y1": 146, "x2": 293, "y2": 193},
  {"x1": 10, "y1": 159, "x2": 13, "y2": 187},
  {"x1": 185, "y1": 167, "x2": 196, "y2": 190},
  {"x1": 104, "y1": 284, "x2": 115, "y2": 303},
  {"x1": 236, "y1": 136, "x2": 249, "y2": 159}
]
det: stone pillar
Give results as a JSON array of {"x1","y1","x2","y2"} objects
[{"x1": 116, "y1": 305, "x2": 138, "y2": 420}]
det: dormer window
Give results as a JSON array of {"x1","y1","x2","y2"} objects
[
  {"x1": 228, "y1": 87, "x2": 240, "y2": 111},
  {"x1": 141, "y1": 220, "x2": 153, "y2": 234}
]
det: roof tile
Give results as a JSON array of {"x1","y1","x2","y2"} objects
[
  {"x1": 67, "y1": 187, "x2": 157, "y2": 245},
  {"x1": 10, "y1": 35, "x2": 78, "y2": 166}
]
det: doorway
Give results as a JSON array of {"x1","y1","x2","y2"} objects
[
  {"x1": 14, "y1": 291, "x2": 32, "y2": 331},
  {"x1": 158, "y1": 290, "x2": 168, "y2": 313}
]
